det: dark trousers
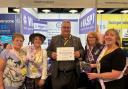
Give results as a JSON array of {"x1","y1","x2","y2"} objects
[
  {"x1": 52, "y1": 71, "x2": 77, "y2": 89},
  {"x1": 44, "y1": 75, "x2": 53, "y2": 89},
  {"x1": 78, "y1": 72, "x2": 100, "y2": 89},
  {"x1": 123, "y1": 75, "x2": 128, "y2": 89},
  {"x1": 25, "y1": 77, "x2": 43, "y2": 89}
]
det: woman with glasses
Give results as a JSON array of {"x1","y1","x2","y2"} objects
[{"x1": 79, "y1": 32, "x2": 104, "y2": 89}]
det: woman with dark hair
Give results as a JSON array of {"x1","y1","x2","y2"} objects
[
  {"x1": 87, "y1": 29, "x2": 126, "y2": 89},
  {"x1": 24, "y1": 33, "x2": 47, "y2": 89}
]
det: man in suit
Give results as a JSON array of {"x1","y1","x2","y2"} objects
[{"x1": 47, "y1": 20, "x2": 84, "y2": 89}]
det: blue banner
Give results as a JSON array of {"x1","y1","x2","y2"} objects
[
  {"x1": 0, "y1": 14, "x2": 20, "y2": 35},
  {"x1": 21, "y1": 9, "x2": 37, "y2": 34},
  {"x1": 79, "y1": 8, "x2": 96, "y2": 34},
  {"x1": 34, "y1": 19, "x2": 47, "y2": 31}
]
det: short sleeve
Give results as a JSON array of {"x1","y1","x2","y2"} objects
[
  {"x1": 0, "y1": 49, "x2": 9, "y2": 61},
  {"x1": 112, "y1": 49, "x2": 126, "y2": 71}
]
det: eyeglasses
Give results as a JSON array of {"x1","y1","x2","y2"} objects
[
  {"x1": 88, "y1": 37, "x2": 95, "y2": 38},
  {"x1": 62, "y1": 26, "x2": 71, "y2": 29}
]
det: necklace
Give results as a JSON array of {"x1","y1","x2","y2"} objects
[{"x1": 34, "y1": 49, "x2": 43, "y2": 63}]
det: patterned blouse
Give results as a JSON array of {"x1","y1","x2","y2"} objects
[
  {"x1": 24, "y1": 45, "x2": 47, "y2": 80},
  {"x1": 0, "y1": 49, "x2": 26, "y2": 89}
]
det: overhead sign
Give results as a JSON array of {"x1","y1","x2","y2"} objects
[
  {"x1": 97, "y1": 14, "x2": 128, "y2": 32},
  {"x1": 21, "y1": 9, "x2": 37, "y2": 34},
  {"x1": 33, "y1": 20, "x2": 47, "y2": 30},
  {"x1": 79, "y1": 8, "x2": 96, "y2": 34}
]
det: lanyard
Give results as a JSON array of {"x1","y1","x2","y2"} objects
[
  {"x1": 64, "y1": 35, "x2": 71, "y2": 46},
  {"x1": 87, "y1": 45, "x2": 95, "y2": 62}
]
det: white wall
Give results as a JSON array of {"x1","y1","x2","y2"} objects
[
  {"x1": 38, "y1": 13, "x2": 80, "y2": 36},
  {"x1": 38, "y1": 13, "x2": 80, "y2": 19}
]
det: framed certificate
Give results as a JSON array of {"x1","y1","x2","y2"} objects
[{"x1": 57, "y1": 47, "x2": 74, "y2": 61}]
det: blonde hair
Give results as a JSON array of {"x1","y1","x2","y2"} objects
[
  {"x1": 104, "y1": 29, "x2": 121, "y2": 47},
  {"x1": 12, "y1": 33, "x2": 24, "y2": 41}
]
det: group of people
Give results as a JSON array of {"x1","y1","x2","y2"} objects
[
  {"x1": 0, "y1": 20, "x2": 127, "y2": 89},
  {"x1": 0, "y1": 33, "x2": 47, "y2": 89}
]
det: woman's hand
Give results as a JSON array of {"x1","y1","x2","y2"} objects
[
  {"x1": 37, "y1": 79, "x2": 45, "y2": 87},
  {"x1": 87, "y1": 73, "x2": 99, "y2": 80},
  {"x1": 90, "y1": 64, "x2": 97, "y2": 68}
]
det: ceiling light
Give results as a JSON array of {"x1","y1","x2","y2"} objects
[
  {"x1": 69, "y1": 10, "x2": 78, "y2": 14},
  {"x1": 121, "y1": 10, "x2": 128, "y2": 14},
  {"x1": 97, "y1": 10, "x2": 104, "y2": 14},
  {"x1": 13, "y1": 8, "x2": 20, "y2": 13},
  {"x1": 42, "y1": 9, "x2": 51, "y2": 13}
]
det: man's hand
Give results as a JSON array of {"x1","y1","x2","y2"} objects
[{"x1": 74, "y1": 51, "x2": 80, "y2": 58}]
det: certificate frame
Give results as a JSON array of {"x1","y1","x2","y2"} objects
[{"x1": 57, "y1": 47, "x2": 74, "y2": 61}]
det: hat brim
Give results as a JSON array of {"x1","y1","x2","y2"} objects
[{"x1": 29, "y1": 33, "x2": 46, "y2": 43}]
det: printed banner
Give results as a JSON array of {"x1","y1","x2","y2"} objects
[
  {"x1": 97, "y1": 14, "x2": 128, "y2": 32},
  {"x1": 79, "y1": 8, "x2": 96, "y2": 34},
  {"x1": 0, "y1": 14, "x2": 20, "y2": 35},
  {"x1": 34, "y1": 20, "x2": 47, "y2": 31},
  {"x1": 21, "y1": 9, "x2": 37, "y2": 34}
]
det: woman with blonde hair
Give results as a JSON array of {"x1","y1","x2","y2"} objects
[{"x1": 87, "y1": 29, "x2": 126, "y2": 89}]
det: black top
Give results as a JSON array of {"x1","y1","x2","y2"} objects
[
  {"x1": 100, "y1": 48, "x2": 126, "y2": 73},
  {"x1": 100, "y1": 48, "x2": 126, "y2": 89}
]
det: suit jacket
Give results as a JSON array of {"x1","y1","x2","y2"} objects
[{"x1": 47, "y1": 35, "x2": 84, "y2": 78}]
